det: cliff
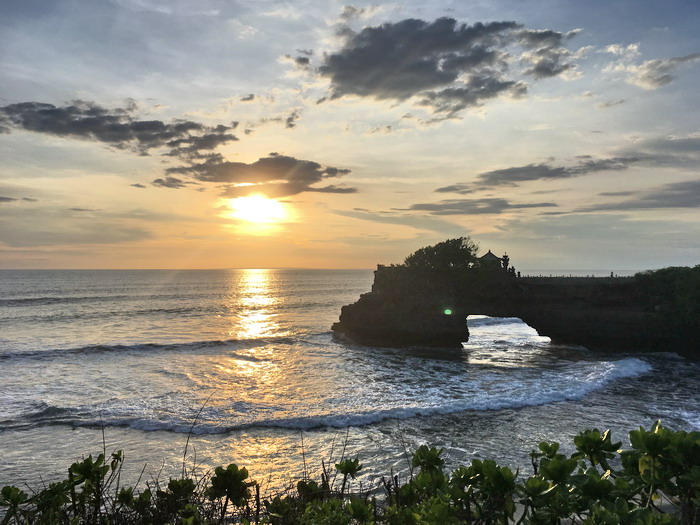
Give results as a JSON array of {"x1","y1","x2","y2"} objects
[{"x1": 332, "y1": 265, "x2": 700, "y2": 354}]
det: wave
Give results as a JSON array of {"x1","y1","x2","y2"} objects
[
  {"x1": 0, "y1": 336, "x2": 300, "y2": 362},
  {"x1": 2, "y1": 357, "x2": 652, "y2": 434},
  {"x1": 466, "y1": 316, "x2": 526, "y2": 327},
  {"x1": 0, "y1": 304, "x2": 221, "y2": 326},
  {"x1": 0, "y1": 295, "x2": 133, "y2": 307}
]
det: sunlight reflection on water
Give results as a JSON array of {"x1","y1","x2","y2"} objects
[{"x1": 227, "y1": 269, "x2": 281, "y2": 339}]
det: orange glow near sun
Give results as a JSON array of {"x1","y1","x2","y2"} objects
[{"x1": 226, "y1": 195, "x2": 288, "y2": 224}]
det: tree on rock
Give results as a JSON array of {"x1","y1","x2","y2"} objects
[{"x1": 403, "y1": 237, "x2": 479, "y2": 270}]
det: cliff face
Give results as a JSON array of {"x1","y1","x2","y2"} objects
[{"x1": 332, "y1": 266, "x2": 700, "y2": 353}]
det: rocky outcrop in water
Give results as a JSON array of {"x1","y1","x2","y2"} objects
[{"x1": 332, "y1": 265, "x2": 700, "y2": 354}]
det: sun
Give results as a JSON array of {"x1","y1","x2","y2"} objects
[{"x1": 225, "y1": 195, "x2": 288, "y2": 223}]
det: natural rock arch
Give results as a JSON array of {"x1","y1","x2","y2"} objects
[{"x1": 332, "y1": 265, "x2": 700, "y2": 354}]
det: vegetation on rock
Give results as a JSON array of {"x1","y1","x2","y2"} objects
[
  {"x1": 403, "y1": 237, "x2": 480, "y2": 271},
  {"x1": 635, "y1": 266, "x2": 700, "y2": 330}
]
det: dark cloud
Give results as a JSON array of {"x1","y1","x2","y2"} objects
[
  {"x1": 634, "y1": 135, "x2": 700, "y2": 157},
  {"x1": 579, "y1": 180, "x2": 700, "y2": 211},
  {"x1": 254, "y1": 110, "x2": 303, "y2": 129},
  {"x1": 307, "y1": 185, "x2": 357, "y2": 194},
  {"x1": 285, "y1": 109, "x2": 301, "y2": 129},
  {"x1": 0, "y1": 195, "x2": 38, "y2": 203},
  {"x1": 438, "y1": 135, "x2": 699, "y2": 195},
  {"x1": 516, "y1": 29, "x2": 577, "y2": 78},
  {"x1": 1, "y1": 101, "x2": 355, "y2": 200},
  {"x1": 402, "y1": 197, "x2": 557, "y2": 215},
  {"x1": 131, "y1": 183, "x2": 147, "y2": 189},
  {"x1": 435, "y1": 183, "x2": 472, "y2": 194},
  {"x1": 164, "y1": 124, "x2": 238, "y2": 160},
  {"x1": 598, "y1": 191, "x2": 636, "y2": 197},
  {"x1": 0, "y1": 101, "x2": 238, "y2": 158},
  {"x1": 294, "y1": 56, "x2": 310, "y2": 67},
  {"x1": 477, "y1": 156, "x2": 640, "y2": 186},
  {"x1": 166, "y1": 152, "x2": 355, "y2": 198},
  {"x1": 418, "y1": 77, "x2": 527, "y2": 117},
  {"x1": 240, "y1": 94, "x2": 255, "y2": 102},
  {"x1": 323, "y1": 166, "x2": 352, "y2": 177},
  {"x1": 340, "y1": 5, "x2": 366, "y2": 21},
  {"x1": 320, "y1": 18, "x2": 516, "y2": 100},
  {"x1": 435, "y1": 157, "x2": 639, "y2": 194},
  {"x1": 284, "y1": 54, "x2": 311, "y2": 69},
  {"x1": 151, "y1": 176, "x2": 190, "y2": 189},
  {"x1": 317, "y1": 17, "x2": 577, "y2": 116}
]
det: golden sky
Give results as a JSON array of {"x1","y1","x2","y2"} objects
[{"x1": 1, "y1": 0, "x2": 700, "y2": 270}]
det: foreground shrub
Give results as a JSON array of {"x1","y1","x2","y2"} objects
[{"x1": 1, "y1": 421, "x2": 698, "y2": 524}]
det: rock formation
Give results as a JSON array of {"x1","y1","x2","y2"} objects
[{"x1": 332, "y1": 265, "x2": 700, "y2": 354}]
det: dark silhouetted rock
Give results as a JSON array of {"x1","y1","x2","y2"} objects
[{"x1": 332, "y1": 265, "x2": 700, "y2": 354}]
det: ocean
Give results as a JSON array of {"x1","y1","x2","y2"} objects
[{"x1": 1, "y1": 269, "x2": 698, "y2": 494}]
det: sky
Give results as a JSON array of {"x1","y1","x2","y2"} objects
[{"x1": 1, "y1": 0, "x2": 699, "y2": 271}]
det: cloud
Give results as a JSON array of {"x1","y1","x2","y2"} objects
[
  {"x1": 0, "y1": 100, "x2": 355, "y2": 200},
  {"x1": 597, "y1": 99, "x2": 625, "y2": 109},
  {"x1": 0, "y1": 204, "x2": 153, "y2": 247},
  {"x1": 605, "y1": 51, "x2": 700, "y2": 89},
  {"x1": 294, "y1": 55, "x2": 311, "y2": 67},
  {"x1": 285, "y1": 109, "x2": 301, "y2": 128},
  {"x1": 0, "y1": 195, "x2": 38, "y2": 203},
  {"x1": 516, "y1": 28, "x2": 579, "y2": 78},
  {"x1": 579, "y1": 179, "x2": 700, "y2": 211},
  {"x1": 339, "y1": 5, "x2": 366, "y2": 21},
  {"x1": 436, "y1": 134, "x2": 700, "y2": 197},
  {"x1": 475, "y1": 156, "x2": 641, "y2": 187},
  {"x1": 0, "y1": 100, "x2": 238, "y2": 158},
  {"x1": 130, "y1": 183, "x2": 147, "y2": 188},
  {"x1": 632, "y1": 135, "x2": 700, "y2": 158},
  {"x1": 418, "y1": 78, "x2": 527, "y2": 117},
  {"x1": 598, "y1": 191, "x2": 636, "y2": 197},
  {"x1": 151, "y1": 176, "x2": 191, "y2": 189},
  {"x1": 240, "y1": 94, "x2": 255, "y2": 102},
  {"x1": 401, "y1": 197, "x2": 557, "y2": 215},
  {"x1": 604, "y1": 43, "x2": 640, "y2": 58},
  {"x1": 317, "y1": 17, "x2": 577, "y2": 117},
  {"x1": 334, "y1": 208, "x2": 467, "y2": 235},
  {"x1": 253, "y1": 109, "x2": 303, "y2": 129},
  {"x1": 166, "y1": 152, "x2": 355, "y2": 198},
  {"x1": 434, "y1": 183, "x2": 476, "y2": 194}
]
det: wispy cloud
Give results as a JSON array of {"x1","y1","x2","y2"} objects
[
  {"x1": 604, "y1": 49, "x2": 700, "y2": 89},
  {"x1": 401, "y1": 197, "x2": 557, "y2": 215},
  {"x1": 578, "y1": 179, "x2": 700, "y2": 211},
  {"x1": 334, "y1": 208, "x2": 466, "y2": 234}
]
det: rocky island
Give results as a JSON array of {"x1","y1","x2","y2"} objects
[{"x1": 332, "y1": 238, "x2": 700, "y2": 354}]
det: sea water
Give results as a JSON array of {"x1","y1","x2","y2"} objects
[{"x1": 0, "y1": 269, "x2": 698, "y2": 493}]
